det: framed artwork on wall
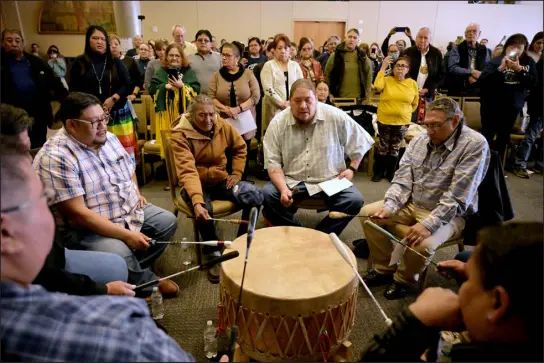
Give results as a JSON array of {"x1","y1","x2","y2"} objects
[{"x1": 38, "y1": 1, "x2": 117, "y2": 34}]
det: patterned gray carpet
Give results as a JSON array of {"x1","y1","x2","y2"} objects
[{"x1": 143, "y1": 175, "x2": 480, "y2": 361}]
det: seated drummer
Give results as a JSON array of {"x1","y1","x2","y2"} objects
[
  {"x1": 359, "y1": 222, "x2": 543, "y2": 362},
  {"x1": 170, "y1": 94, "x2": 263, "y2": 283},
  {"x1": 32, "y1": 92, "x2": 180, "y2": 298},
  {"x1": 0, "y1": 142, "x2": 195, "y2": 362},
  {"x1": 362, "y1": 97, "x2": 490, "y2": 300},
  {"x1": 0, "y1": 103, "x2": 134, "y2": 297},
  {"x1": 262, "y1": 79, "x2": 374, "y2": 236}
]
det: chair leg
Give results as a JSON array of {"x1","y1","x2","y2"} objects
[{"x1": 368, "y1": 146, "x2": 375, "y2": 177}]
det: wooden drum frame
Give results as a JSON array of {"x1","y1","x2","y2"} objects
[{"x1": 220, "y1": 226, "x2": 358, "y2": 362}]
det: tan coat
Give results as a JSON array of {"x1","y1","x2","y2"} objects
[{"x1": 171, "y1": 114, "x2": 247, "y2": 205}]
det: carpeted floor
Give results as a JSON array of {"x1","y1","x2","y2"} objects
[{"x1": 141, "y1": 169, "x2": 542, "y2": 361}]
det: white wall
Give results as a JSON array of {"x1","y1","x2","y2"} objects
[
  {"x1": 140, "y1": 0, "x2": 542, "y2": 49},
  {"x1": 12, "y1": 1, "x2": 543, "y2": 56}
]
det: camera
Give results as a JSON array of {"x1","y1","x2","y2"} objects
[{"x1": 138, "y1": 15, "x2": 145, "y2": 20}]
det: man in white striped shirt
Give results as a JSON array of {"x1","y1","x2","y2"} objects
[
  {"x1": 263, "y1": 79, "x2": 374, "y2": 236},
  {"x1": 362, "y1": 97, "x2": 490, "y2": 300}
]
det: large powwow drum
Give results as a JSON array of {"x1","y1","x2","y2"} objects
[{"x1": 220, "y1": 226, "x2": 358, "y2": 361}]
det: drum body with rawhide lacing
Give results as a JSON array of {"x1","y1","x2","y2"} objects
[{"x1": 219, "y1": 226, "x2": 358, "y2": 362}]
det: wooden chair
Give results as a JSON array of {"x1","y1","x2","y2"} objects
[
  {"x1": 161, "y1": 129, "x2": 241, "y2": 265},
  {"x1": 420, "y1": 237, "x2": 465, "y2": 289},
  {"x1": 333, "y1": 98, "x2": 357, "y2": 108},
  {"x1": 436, "y1": 94, "x2": 463, "y2": 109},
  {"x1": 141, "y1": 95, "x2": 161, "y2": 185},
  {"x1": 461, "y1": 97, "x2": 482, "y2": 131}
]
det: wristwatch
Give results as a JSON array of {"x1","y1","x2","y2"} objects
[{"x1": 348, "y1": 165, "x2": 357, "y2": 173}]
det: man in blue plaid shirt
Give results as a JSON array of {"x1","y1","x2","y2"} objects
[{"x1": 0, "y1": 128, "x2": 194, "y2": 361}]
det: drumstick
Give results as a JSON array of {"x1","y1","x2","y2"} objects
[
  {"x1": 149, "y1": 240, "x2": 232, "y2": 247},
  {"x1": 134, "y1": 251, "x2": 240, "y2": 290},
  {"x1": 229, "y1": 207, "x2": 259, "y2": 360},
  {"x1": 363, "y1": 221, "x2": 461, "y2": 280},
  {"x1": 329, "y1": 233, "x2": 393, "y2": 327},
  {"x1": 187, "y1": 217, "x2": 249, "y2": 225},
  {"x1": 328, "y1": 211, "x2": 385, "y2": 219}
]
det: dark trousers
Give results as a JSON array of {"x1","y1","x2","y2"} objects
[
  {"x1": 481, "y1": 104, "x2": 521, "y2": 162},
  {"x1": 181, "y1": 181, "x2": 251, "y2": 254},
  {"x1": 376, "y1": 122, "x2": 408, "y2": 157},
  {"x1": 262, "y1": 182, "x2": 363, "y2": 236}
]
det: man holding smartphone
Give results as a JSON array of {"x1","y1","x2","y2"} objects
[
  {"x1": 381, "y1": 26, "x2": 415, "y2": 56},
  {"x1": 447, "y1": 23, "x2": 490, "y2": 96}
]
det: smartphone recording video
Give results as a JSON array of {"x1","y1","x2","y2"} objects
[
  {"x1": 396, "y1": 27, "x2": 407, "y2": 33},
  {"x1": 508, "y1": 51, "x2": 517, "y2": 61}
]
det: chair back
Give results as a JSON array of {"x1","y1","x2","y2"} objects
[
  {"x1": 160, "y1": 129, "x2": 181, "y2": 204},
  {"x1": 333, "y1": 98, "x2": 357, "y2": 108},
  {"x1": 132, "y1": 99, "x2": 148, "y2": 141},
  {"x1": 436, "y1": 94, "x2": 463, "y2": 109},
  {"x1": 462, "y1": 97, "x2": 482, "y2": 131},
  {"x1": 142, "y1": 95, "x2": 157, "y2": 138}
]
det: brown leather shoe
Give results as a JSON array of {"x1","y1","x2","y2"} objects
[{"x1": 158, "y1": 279, "x2": 180, "y2": 298}]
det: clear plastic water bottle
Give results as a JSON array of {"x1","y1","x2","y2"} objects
[
  {"x1": 204, "y1": 320, "x2": 218, "y2": 359},
  {"x1": 151, "y1": 286, "x2": 164, "y2": 320},
  {"x1": 181, "y1": 237, "x2": 192, "y2": 266}
]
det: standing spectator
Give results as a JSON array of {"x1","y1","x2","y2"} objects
[
  {"x1": 479, "y1": 33, "x2": 537, "y2": 162},
  {"x1": 526, "y1": 31, "x2": 543, "y2": 62},
  {"x1": 125, "y1": 35, "x2": 143, "y2": 58},
  {"x1": 243, "y1": 37, "x2": 267, "y2": 70},
  {"x1": 381, "y1": 27, "x2": 415, "y2": 56},
  {"x1": 447, "y1": 23, "x2": 490, "y2": 96},
  {"x1": 480, "y1": 38, "x2": 493, "y2": 59},
  {"x1": 402, "y1": 27, "x2": 444, "y2": 122},
  {"x1": 149, "y1": 43, "x2": 200, "y2": 158},
  {"x1": 369, "y1": 42, "x2": 383, "y2": 81},
  {"x1": 296, "y1": 37, "x2": 324, "y2": 87},
  {"x1": 46, "y1": 45, "x2": 68, "y2": 90},
  {"x1": 382, "y1": 44, "x2": 400, "y2": 77},
  {"x1": 325, "y1": 28, "x2": 373, "y2": 103},
  {"x1": 371, "y1": 56, "x2": 419, "y2": 182},
  {"x1": 30, "y1": 43, "x2": 45, "y2": 59},
  {"x1": 290, "y1": 42, "x2": 298, "y2": 60},
  {"x1": 309, "y1": 38, "x2": 321, "y2": 58},
  {"x1": 260, "y1": 34, "x2": 303, "y2": 134},
  {"x1": 1, "y1": 29, "x2": 67, "y2": 149},
  {"x1": 492, "y1": 45, "x2": 504, "y2": 58},
  {"x1": 316, "y1": 80, "x2": 332, "y2": 104},
  {"x1": 147, "y1": 39, "x2": 157, "y2": 58},
  {"x1": 110, "y1": 34, "x2": 142, "y2": 105},
  {"x1": 188, "y1": 29, "x2": 221, "y2": 95},
  {"x1": 317, "y1": 35, "x2": 339, "y2": 69},
  {"x1": 211, "y1": 36, "x2": 219, "y2": 52},
  {"x1": 135, "y1": 43, "x2": 152, "y2": 77},
  {"x1": 208, "y1": 41, "x2": 261, "y2": 176},
  {"x1": 69, "y1": 26, "x2": 138, "y2": 163},
  {"x1": 144, "y1": 40, "x2": 167, "y2": 90},
  {"x1": 513, "y1": 52, "x2": 542, "y2": 178},
  {"x1": 172, "y1": 25, "x2": 197, "y2": 56}
]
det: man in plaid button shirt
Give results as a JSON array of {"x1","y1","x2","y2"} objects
[
  {"x1": 33, "y1": 92, "x2": 179, "y2": 297},
  {"x1": 0, "y1": 140, "x2": 194, "y2": 361}
]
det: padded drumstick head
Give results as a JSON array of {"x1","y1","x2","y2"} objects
[
  {"x1": 328, "y1": 211, "x2": 351, "y2": 219},
  {"x1": 329, "y1": 233, "x2": 354, "y2": 267}
]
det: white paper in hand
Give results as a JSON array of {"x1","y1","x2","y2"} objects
[
  {"x1": 318, "y1": 177, "x2": 353, "y2": 197},
  {"x1": 389, "y1": 240, "x2": 406, "y2": 266},
  {"x1": 227, "y1": 110, "x2": 257, "y2": 136}
]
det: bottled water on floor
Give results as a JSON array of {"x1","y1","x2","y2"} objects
[
  {"x1": 151, "y1": 286, "x2": 164, "y2": 320},
  {"x1": 204, "y1": 320, "x2": 218, "y2": 359}
]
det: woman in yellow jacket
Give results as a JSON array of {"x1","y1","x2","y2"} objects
[{"x1": 372, "y1": 56, "x2": 418, "y2": 182}]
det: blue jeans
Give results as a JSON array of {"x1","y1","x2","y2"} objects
[
  {"x1": 64, "y1": 249, "x2": 128, "y2": 284},
  {"x1": 262, "y1": 182, "x2": 363, "y2": 236},
  {"x1": 66, "y1": 204, "x2": 177, "y2": 288},
  {"x1": 514, "y1": 116, "x2": 543, "y2": 169}
]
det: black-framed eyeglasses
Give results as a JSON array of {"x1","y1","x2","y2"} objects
[
  {"x1": 197, "y1": 38, "x2": 210, "y2": 43},
  {"x1": 1, "y1": 188, "x2": 56, "y2": 214},
  {"x1": 70, "y1": 113, "x2": 111, "y2": 129},
  {"x1": 422, "y1": 119, "x2": 452, "y2": 130}
]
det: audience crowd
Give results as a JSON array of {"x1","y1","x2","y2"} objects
[{"x1": 1, "y1": 19, "x2": 543, "y2": 362}]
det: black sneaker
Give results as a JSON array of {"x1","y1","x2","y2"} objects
[
  {"x1": 363, "y1": 270, "x2": 394, "y2": 287},
  {"x1": 513, "y1": 168, "x2": 530, "y2": 179},
  {"x1": 384, "y1": 281, "x2": 410, "y2": 300},
  {"x1": 352, "y1": 239, "x2": 370, "y2": 258}
]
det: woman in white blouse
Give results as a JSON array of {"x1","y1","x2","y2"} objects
[{"x1": 260, "y1": 34, "x2": 303, "y2": 136}]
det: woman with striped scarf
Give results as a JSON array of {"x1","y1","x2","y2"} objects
[{"x1": 149, "y1": 43, "x2": 200, "y2": 158}]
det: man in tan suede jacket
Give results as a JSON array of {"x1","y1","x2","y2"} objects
[{"x1": 170, "y1": 95, "x2": 263, "y2": 283}]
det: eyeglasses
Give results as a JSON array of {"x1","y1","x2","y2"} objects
[
  {"x1": 197, "y1": 38, "x2": 210, "y2": 43},
  {"x1": 394, "y1": 64, "x2": 409, "y2": 69},
  {"x1": 421, "y1": 120, "x2": 450, "y2": 130},
  {"x1": 1, "y1": 187, "x2": 56, "y2": 214},
  {"x1": 71, "y1": 113, "x2": 111, "y2": 128},
  {"x1": 168, "y1": 54, "x2": 181, "y2": 58},
  {"x1": 221, "y1": 53, "x2": 234, "y2": 58}
]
